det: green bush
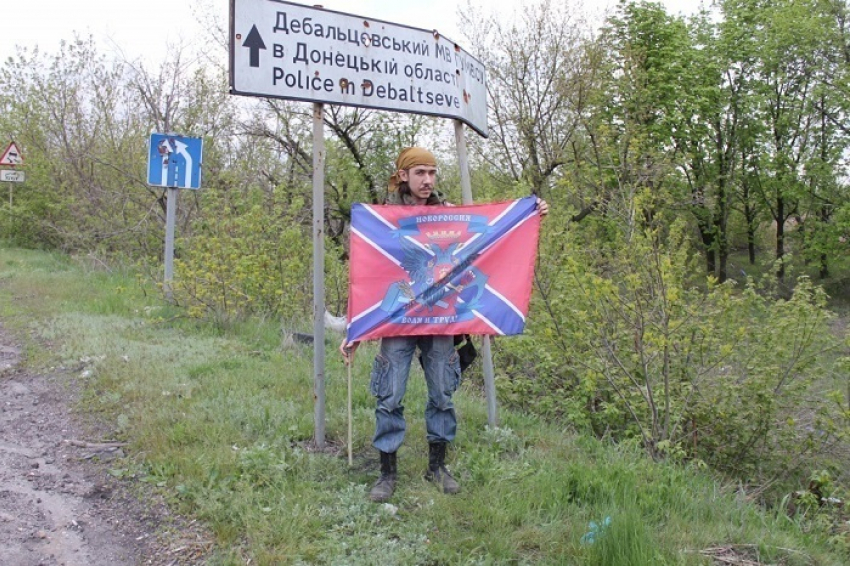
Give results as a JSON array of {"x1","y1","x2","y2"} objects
[
  {"x1": 500, "y1": 207, "x2": 845, "y2": 485},
  {"x1": 171, "y1": 189, "x2": 312, "y2": 323}
]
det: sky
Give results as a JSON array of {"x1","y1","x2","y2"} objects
[{"x1": 1, "y1": 0, "x2": 703, "y2": 65}]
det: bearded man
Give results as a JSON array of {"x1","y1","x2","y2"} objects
[{"x1": 341, "y1": 147, "x2": 548, "y2": 502}]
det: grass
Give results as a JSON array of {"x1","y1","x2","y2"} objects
[{"x1": 1, "y1": 243, "x2": 848, "y2": 565}]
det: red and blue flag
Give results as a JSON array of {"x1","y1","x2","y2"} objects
[{"x1": 346, "y1": 196, "x2": 541, "y2": 342}]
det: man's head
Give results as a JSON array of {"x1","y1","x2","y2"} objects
[{"x1": 389, "y1": 147, "x2": 438, "y2": 205}]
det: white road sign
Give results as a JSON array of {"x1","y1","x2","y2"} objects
[
  {"x1": 1, "y1": 170, "x2": 25, "y2": 183},
  {"x1": 229, "y1": 0, "x2": 489, "y2": 137}
]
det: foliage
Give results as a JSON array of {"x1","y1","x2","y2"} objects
[
  {"x1": 2, "y1": 244, "x2": 848, "y2": 563},
  {"x1": 0, "y1": 38, "x2": 150, "y2": 252},
  {"x1": 170, "y1": 188, "x2": 313, "y2": 323},
  {"x1": 501, "y1": 187, "x2": 844, "y2": 485},
  {"x1": 2, "y1": 2, "x2": 850, "y2": 557},
  {"x1": 461, "y1": 0, "x2": 597, "y2": 197}
]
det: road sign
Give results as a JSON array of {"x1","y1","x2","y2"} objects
[
  {"x1": 0, "y1": 170, "x2": 25, "y2": 183},
  {"x1": 0, "y1": 142, "x2": 23, "y2": 166},
  {"x1": 229, "y1": 0, "x2": 489, "y2": 137},
  {"x1": 147, "y1": 134, "x2": 203, "y2": 189}
]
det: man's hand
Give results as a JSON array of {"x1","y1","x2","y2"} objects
[
  {"x1": 339, "y1": 338, "x2": 359, "y2": 365},
  {"x1": 536, "y1": 198, "x2": 550, "y2": 217}
]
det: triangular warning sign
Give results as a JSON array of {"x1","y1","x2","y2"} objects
[{"x1": 0, "y1": 142, "x2": 23, "y2": 166}]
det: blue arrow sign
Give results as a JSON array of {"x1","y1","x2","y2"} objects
[{"x1": 147, "y1": 133, "x2": 203, "y2": 189}]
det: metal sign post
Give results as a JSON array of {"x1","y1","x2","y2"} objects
[
  {"x1": 3, "y1": 173, "x2": 26, "y2": 235},
  {"x1": 3, "y1": 170, "x2": 26, "y2": 210},
  {"x1": 146, "y1": 133, "x2": 204, "y2": 300},
  {"x1": 1, "y1": 141, "x2": 26, "y2": 237},
  {"x1": 163, "y1": 188, "x2": 178, "y2": 300},
  {"x1": 312, "y1": 103, "x2": 327, "y2": 447},
  {"x1": 455, "y1": 120, "x2": 498, "y2": 427},
  {"x1": 229, "y1": 1, "x2": 491, "y2": 445}
]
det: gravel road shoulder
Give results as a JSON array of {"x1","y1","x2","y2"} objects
[{"x1": 0, "y1": 323, "x2": 213, "y2": 566}]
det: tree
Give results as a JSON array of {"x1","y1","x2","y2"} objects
[
  {"x1": 241, "y1": 99, "x2": 443, "y2": 251},
  {"x1": 0, "y1": 38, "x2": 151, "y2": 252},
  {"x1": 594, "y1": 1, "x2": 745, "y2": 282},
  {"x1": 720, "y1": 0, "x2": 834, "y2": 281},
  {"x1": 794, "y1": 0, "x2": 850, "y2": 279},
  {"x1": 461, "y1": 0, "x2": 597, "y2": 199}
]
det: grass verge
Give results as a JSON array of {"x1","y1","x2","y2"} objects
[{"x1": 1, "y1": 244, "x2": 847, "y2": 565}]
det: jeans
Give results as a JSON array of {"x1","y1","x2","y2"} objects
[{"x1": 370, "y1": 335, "x2": 461, "y2": 453}]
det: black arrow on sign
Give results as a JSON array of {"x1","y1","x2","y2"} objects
[{"x1": 243, "y1": 25, "x2": 266, "y2": 68}]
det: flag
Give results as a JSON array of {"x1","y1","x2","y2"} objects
[{"x1": 346, "y1": 196, "x2": 541, "y2": 342}]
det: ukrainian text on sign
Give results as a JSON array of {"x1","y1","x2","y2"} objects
[{"x1": 230, "y1": 0, "x2": 489, "y2": 137}]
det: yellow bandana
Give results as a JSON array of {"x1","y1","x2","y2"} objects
[{"x1": 387, "y1": 147, "x2": 437, "y2": 192}]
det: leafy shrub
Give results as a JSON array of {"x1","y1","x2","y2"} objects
[
  {"x1": 171, "y1": 189, "x2": 312, "y2": 323},
  {"x1": 500, "y1": 211, "x2": 845, "y2": 485}
]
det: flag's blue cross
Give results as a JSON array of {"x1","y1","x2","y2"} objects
[{"x1": 347, "y1": 196, "x2": 539, "y2": 342}]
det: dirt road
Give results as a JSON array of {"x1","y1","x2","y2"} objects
[{"x1": 0, "y1": 325, "x2": 212, "y2": 566}]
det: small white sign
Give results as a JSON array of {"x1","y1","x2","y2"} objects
[{"x1": 0, "y1": 169, "x2": 25, "y2": 183}]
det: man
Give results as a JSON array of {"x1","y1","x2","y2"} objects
[{"x1": 341, "y1": 147, "x2": 548, "y2": 502}]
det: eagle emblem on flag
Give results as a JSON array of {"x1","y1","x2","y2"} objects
[{"x1": 346, "y1": 196, "x2": 541, "y2": 342}]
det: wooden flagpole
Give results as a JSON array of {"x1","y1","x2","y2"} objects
[{"x1": 347, "y1": 354, "x2": 353, "y2": 466}]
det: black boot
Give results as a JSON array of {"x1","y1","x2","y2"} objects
[
  {"x1": 425, "y1": 442, "x2": 460, "y2": 494},
  {"x1": 369, "y1": 451, "x2": 397, "y2": 502}
]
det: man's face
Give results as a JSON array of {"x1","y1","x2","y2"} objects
[{"x1": 399, "y1": 165, "x2": 437, "y2": 204}]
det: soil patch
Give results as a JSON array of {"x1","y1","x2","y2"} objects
[{"x1": 0, "y1": 323, "x2": 213, "y2": 565}]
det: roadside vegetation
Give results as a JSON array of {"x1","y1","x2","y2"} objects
[
  {"x1": 0, "y1": 245, "x2": 847, "y2": 565},
  {"x1": 2, "y1": 0, "x2": 850, "y2": 563}
]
